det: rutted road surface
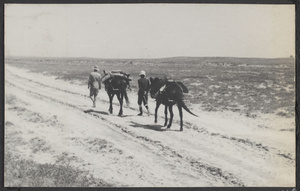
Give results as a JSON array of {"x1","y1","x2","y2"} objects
[{"x1": 5, "y1": 65, "x2": 295, "y2": 187}]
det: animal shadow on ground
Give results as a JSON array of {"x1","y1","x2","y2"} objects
[
  {"x1": 129, "y1": 121, "x2": 165, "y2": 131},
  {"x1": 119, "y1": 114, "x2": 134, "y2": 118},
  {"x1": 84, "y1": 109, "x2": 109, "y2": 115}
]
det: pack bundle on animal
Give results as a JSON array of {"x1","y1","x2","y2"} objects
[
  {"x1": 101, "y1": 70, "x2": 131, "y2": 116},
  {"x1": 102, "y1": 70, "x2": 132, "y2": 90},
  {"x1": 150, "y1": 77, "x2": 197, "y2": 131}
]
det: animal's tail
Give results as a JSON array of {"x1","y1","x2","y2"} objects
[{"x1": 176, "y1": 98, "x2": 198, "y2": 117}]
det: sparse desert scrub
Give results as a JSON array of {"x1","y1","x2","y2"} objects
[
  {"x1": 5, "y1": 57, "x2": 294, "y2": 117},
  {"x1": 4, "y1": 150, "x2": 112, "y2": 187}
]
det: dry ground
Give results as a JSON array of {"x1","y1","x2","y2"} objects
[{"x1": 4, "y1": 64, "x2": 295, "y2": 187}]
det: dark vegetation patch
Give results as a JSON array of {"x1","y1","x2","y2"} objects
[
  {"x1": 29, "y1": 137, "x2": 51, "y2": 153},
  {"x1": 6, "y1": 57, "x2": 294, "y2": 117},
  {"x1": 277, "y1": 153, "x2": 294, "y2": 161},
  {"x1": 4, "y1": 151, "x2": 113, "y2": 187},
  {"x1": 68, "y1": 137, "x2": 123, "y2": 155},
  {"x1": 5, "y1": 121, "x2": 14, "y2": 127},
  {"x1": 280, "y1": 128, "x2": 294, "y2": 132}
]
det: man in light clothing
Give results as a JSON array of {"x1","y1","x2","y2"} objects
[{"x1": 88, "y1": 66, "x2": 102, "y2": 107}]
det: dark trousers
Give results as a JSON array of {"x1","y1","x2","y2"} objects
[{"x1": 138, "y1": 91, "x2": 148, "y2": 106}]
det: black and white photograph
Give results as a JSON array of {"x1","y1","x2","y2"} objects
[{"x1": 4, "y1": 4, "x2": 295, "y2": 187}]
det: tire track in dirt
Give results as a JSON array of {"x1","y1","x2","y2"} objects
[
  {"x1": 5, "y1": 69, "x2": 135, "y2": 110},
  {"x1": 6, "y1": 66, "x2": 294, "y2": 185},
  {"x1": 6, "y1": 72, "x2": 245, "y2": 186},
  {"x1": 5, "y1": 91, "x2": 155, "y2": 186},
  {"x1": 185, "y1": 121, "x2": 270, "y2": 151},
  {"x1": 183, "y1": 121, "x2": 294, "y2": 161},
  {"x1": 6, "y1": 69, "x2": 276, "y2": 156},
  {"x1": 4, "y1": 94, "x2": 125, "y2": 187}
]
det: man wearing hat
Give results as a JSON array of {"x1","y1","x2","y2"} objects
[
  {"x1": 137, "y1": 70, "x2": 150, "y2": 116},
  {"x1": 88, "y1": 65, "x2": 102, "y2": 107}
]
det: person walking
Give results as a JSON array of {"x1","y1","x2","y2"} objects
[
  {"x1": 88, "y1": 65, "x2": 102, "y2": 107},
  {"x1": 137, "y1": 70, "x2": 150, "y2": 116}
]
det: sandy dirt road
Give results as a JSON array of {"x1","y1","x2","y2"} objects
[{"x1": 5, "y1": 65, "x2": 295, "y2": 187}]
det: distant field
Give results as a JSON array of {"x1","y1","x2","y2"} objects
[{"x1": 5, "y1": 57, "x2": 295, "y2": 117}]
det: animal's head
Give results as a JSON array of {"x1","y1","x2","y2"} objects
[{"x1": 149, "y1": 77, "x2": 166, "y2": 98}]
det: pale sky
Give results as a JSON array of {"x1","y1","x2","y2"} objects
[{"x1": 5, "y1": 4, "x2": 295, "y2": 59}]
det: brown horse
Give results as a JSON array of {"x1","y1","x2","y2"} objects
[
  {"x1": 103, "y1": 76, "x2": 130, "y2": 116},
  {"x1": 149, "y1": 77, "x2": 197, "y2": 131}
]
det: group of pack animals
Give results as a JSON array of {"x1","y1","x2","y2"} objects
[{"x1": 101, "y1": 71, "x2": 197, "y2": 131}]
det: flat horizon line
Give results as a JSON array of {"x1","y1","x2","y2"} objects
[{"x1": 5, "y1": 55, "x2": 294, "y2": 60}]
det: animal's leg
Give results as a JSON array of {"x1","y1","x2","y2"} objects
[
  {"x1": 124, "y1": 90, "x2": 130, "y2": 106},
  {"x1": 178, "y1": 105, "x2": 183, "y2": 131},
  {"x1": 138, "y1": 105, "x2": 143, "y2": 116},
  {"x1": 164, "y1": 105, "x2": 168, "y2": 126},
  {"x1": 154, "y1": 101, "x2": 161, "y2": 123},
  {"x1": 167, "y1": 106, "x2": 174, "y2": 129},
  {"x1": 109, "y1": 94, "x2": 114, "y2": 114},
  {"x1": 93, "y1": 95, "x2": 97, "y2": 108},
  {"x1": 90, "y1": 96, "x2": 94, "y2": 107},
  {"x1": 117, "y1": 93, "x2": 123, "y2": 116},
  {"x1": 107, "y1": 93, "x2": 110, "y2": 112},
  {"x1": 144, "y1": 103, "x2": 150, "y2": 116},
  {"x1": 142, "y1": 94, "x2": 149, "y2": 115}
]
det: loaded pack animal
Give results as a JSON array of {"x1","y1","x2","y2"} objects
[
  {"x1": 102, "y1": 73, "x2": 131, "y2": 116},
  {"x1": 149, "y1": 77, "x2": 197, "y2": 131}
]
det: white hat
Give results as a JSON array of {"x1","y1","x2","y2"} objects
[
  {"x1": 94, "y1": 65, "x2": 99, "y2": 71},
  {"x1": 139, "y1": 70, "x2": 146, "y2": 76}
]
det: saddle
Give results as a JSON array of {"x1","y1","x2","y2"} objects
[
  {"x1": 158, "y1": 80, "x2": 186, "y2": 103},
  {"x1": 104, "y1": 78, "x2": 121, "y2": 91},
  {"x1": 103, "y1": 71, "x2": 131, "y2": 91},
  {"x1": 158, "y1": 83, "x2": 175, "y2": 103}
]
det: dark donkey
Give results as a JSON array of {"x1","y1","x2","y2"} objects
[
  {"x1": 149, "y1": 77, "x2": 197, "y2": 131},
  {"x1": 103, "y1": 76, "x2": 130, "y2": 116}
]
